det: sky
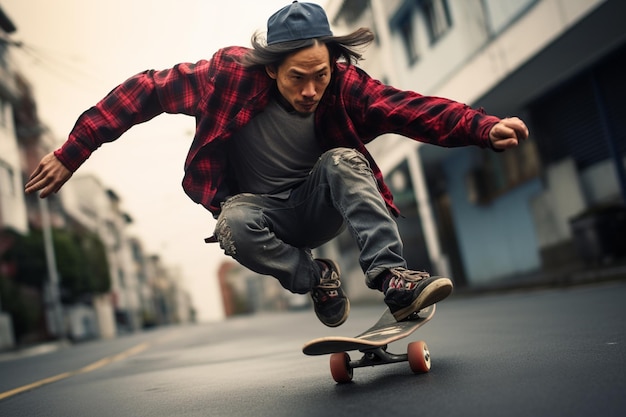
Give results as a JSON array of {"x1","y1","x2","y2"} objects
[{"x1": 3, "y1": 0, "x2": 326, "y2": 322}]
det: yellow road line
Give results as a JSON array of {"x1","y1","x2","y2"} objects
[{"x1": 0, "y1": 342, "x2": 150, "y2": 401}]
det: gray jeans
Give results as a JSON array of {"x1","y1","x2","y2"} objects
[{"x1": 213, "y1": 148, "x2": 406, "y2": 294}]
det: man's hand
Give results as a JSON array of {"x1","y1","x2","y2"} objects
[
  {"x1": 489, "y1": 117, "x2": 529, "y2": 150},
  {"x1": 24, "y1": 152, "x2": 73, "y2": 198}
]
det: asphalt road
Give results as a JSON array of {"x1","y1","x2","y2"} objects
[{"x1": 0, "y1": 281, "x2": 625, "y2": 417}]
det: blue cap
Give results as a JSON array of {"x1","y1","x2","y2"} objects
[{"x1": 267, "y1": 1, "x2": 333, "y2": 45}]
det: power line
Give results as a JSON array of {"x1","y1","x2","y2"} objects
[{"x1": 6, "y1": 37, "x2": 110, "y2": 93}]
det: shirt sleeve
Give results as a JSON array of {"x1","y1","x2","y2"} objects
[
  {"x1": 341, "y1": 66, "x2": 500, "y2": 149},
  {"x1": 54, "y1": 60, "x2": 213, "y2": 172}
]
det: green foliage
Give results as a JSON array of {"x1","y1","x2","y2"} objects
[
  {"x1": 5, "y1": 229, "x2": 47, "y2": 287},
  {"x1": 78, "y1": 232, "x2": 111, "y2": 295},
  {"x1": 2, "y1": 227, "x2": 111, "y2": 302},
  {"x1": 53, "y1": 229, "x2": 84, "y2": 299}
]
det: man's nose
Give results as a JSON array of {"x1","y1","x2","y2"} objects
[{"x1": 302, "y1": 81, "x2": 316, "y2": 97}]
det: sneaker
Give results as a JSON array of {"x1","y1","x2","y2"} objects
[
  {"x1": 310, "y1": 259, "x2": 350, "y2": 327},
  {"x1": 383, "y1": 268, "x2": 453, "y2": 321}
]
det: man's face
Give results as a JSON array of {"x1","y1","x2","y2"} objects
[{"x1": 266, "y1": 42, "x2": 332, "y2": 115}]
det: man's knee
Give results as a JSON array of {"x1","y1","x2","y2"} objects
[
  {"x1": 320, "y1": 148, "x2": 371, "y2": 175},
  {"x1": 214, "y1": 204, "x2": 260, "y2": 257}
]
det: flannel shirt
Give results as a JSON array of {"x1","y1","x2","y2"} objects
[{"x1": 55, "y1": 46, "x2": 500, "y2": 217}]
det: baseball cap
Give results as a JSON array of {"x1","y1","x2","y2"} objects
[{"x1": 267, "y1": 1, "x2": 333, "y2": 45}]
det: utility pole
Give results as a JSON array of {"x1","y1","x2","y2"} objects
[{"x1": 39, "y1": 197, "x2": 64, "y2": 338}]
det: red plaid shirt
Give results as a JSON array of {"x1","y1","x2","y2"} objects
[{"x1": 55, "y1": 46, "x2": 499, "y2": 216}]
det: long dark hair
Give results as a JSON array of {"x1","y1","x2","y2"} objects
[{"x1": 240, "y1": 27, "x2": 375, "y2": 69}]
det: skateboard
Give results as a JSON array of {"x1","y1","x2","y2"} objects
[{"x1": 302, "y1": 304, "x2": 436, "y2": 383}]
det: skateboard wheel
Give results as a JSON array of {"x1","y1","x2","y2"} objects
[
  {"x1": 408, "y1": 341, "x2": 431, "y2": 374},
  {"x1": 329, "y1": 352, "x2": 353, "y2": 383}
]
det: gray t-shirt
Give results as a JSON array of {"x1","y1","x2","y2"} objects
[{"x1": 229, "y1": 98, "x2": 322, "y2": 195}]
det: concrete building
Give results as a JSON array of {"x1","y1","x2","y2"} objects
[
  {"x1": 128, "y1": 237, "x2": 159, "y2": 327},
  {"x1": 318, "y1": 0, "x2": 626, "y2": 298},
  {"x1": 144, "y1": 255, "x2": 194, "y2": 325},
  {"x1": 0, "y1": 4, "x2": 19, "y2": 350}
]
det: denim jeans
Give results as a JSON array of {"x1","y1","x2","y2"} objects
[{"x1": 213, "y1": 148, "x2": 406, "y2": 294}]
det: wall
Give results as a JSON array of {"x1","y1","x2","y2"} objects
[{"x1": 443, "y1": 149, "x2": 542, "y2": 284}]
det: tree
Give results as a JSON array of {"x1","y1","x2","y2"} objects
[{"x1": 2, "y1": 227, "x2": 111, "y2": 303}]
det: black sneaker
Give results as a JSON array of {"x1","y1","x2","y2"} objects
[
  {"x1": 310, "y1": 259, "x2": 350, "y2": 327},
  {"x1": 383, "y1": 268, "x2": 453, "y2": 321}
]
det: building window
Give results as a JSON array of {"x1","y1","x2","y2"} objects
[
  {"x1": 466, "y1": 138, "x2": 541, "y2": 205},
  {"x1": 391, "y1": 0, "x2": 453, "y2": 65},
  {"x1": 398, "y1": 13, "x2": 419, "y2": 65},
  {"x1": 422, "y1": 0, "x2": 452, "y2": 44},
  {"x1": 118, "y1": 269, "x2": 126, "y2": 288},
  {"x1": 0, "y1": 159, "x2": 15, "y2": 197},
  {"x1": 385, "y1": 160, "x2": 433, "y2": 271},
  {"x1": 0, "y1": 97, "x2": 6, "y2": 127},
  {"x1": 481, "y1": 0, "x2": 536, "y2": 35}
]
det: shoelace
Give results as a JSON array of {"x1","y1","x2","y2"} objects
[
  {"x1": 388, "y1": 268, "x2": 430, "y2": 290},
  {"x1": 314, "y1": 269, "x2": 341, "y2": 300}
]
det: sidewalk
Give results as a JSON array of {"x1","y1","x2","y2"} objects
[
  {"x1": 0, "y1": 339, "x2": 70, "y2": 363},
  {"x1": 462, "y1": 262, "x2": 626, "y2": 294}
]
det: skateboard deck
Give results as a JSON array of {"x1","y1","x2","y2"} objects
[{"x1": 303, "y1": 304, "x2": 436, "y2": 382}]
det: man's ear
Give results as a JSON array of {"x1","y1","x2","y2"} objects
[{"x1": 265, "y1": 65, "x2": 277, "y2": 79}]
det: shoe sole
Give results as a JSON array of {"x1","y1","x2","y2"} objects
[
  {"x1": 392, "y1": 278, "x2": 453, "y2": 321},
  {"x1": 320, "y1": 298, "x2": 351, "y2": 328}
]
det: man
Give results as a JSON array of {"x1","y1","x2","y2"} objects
[{"x1": 25, "y1": 2, "x2": 528, "y2": 327}]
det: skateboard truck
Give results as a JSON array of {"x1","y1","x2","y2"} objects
[
  {"x1": 354, "y1": 345, "x2": 409, "y2": 367},
  {"x1": 329, "y1": 340, "x2": 431, "y2": 383}
]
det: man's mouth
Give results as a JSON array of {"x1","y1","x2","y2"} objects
[{"x1": 298, "y1": 102, "x2": 317, "y2": 111}]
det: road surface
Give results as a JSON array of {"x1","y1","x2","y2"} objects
[{"x1": 1, "y1": 281, "x2": 624, "y2": 416}]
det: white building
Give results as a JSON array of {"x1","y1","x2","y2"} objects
[
  {"x1": 0, "y1": 7, "x2": 25, "y2": 236},
  {"x1": 62, "y1": 175, "x2": 141, "y2": 334},
  {"x1": 320, "y1": 0, "x2": 626, "y2": 295},
  {"x1": 0, "y1": 5, "x2": 20, "y2": 350}
]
